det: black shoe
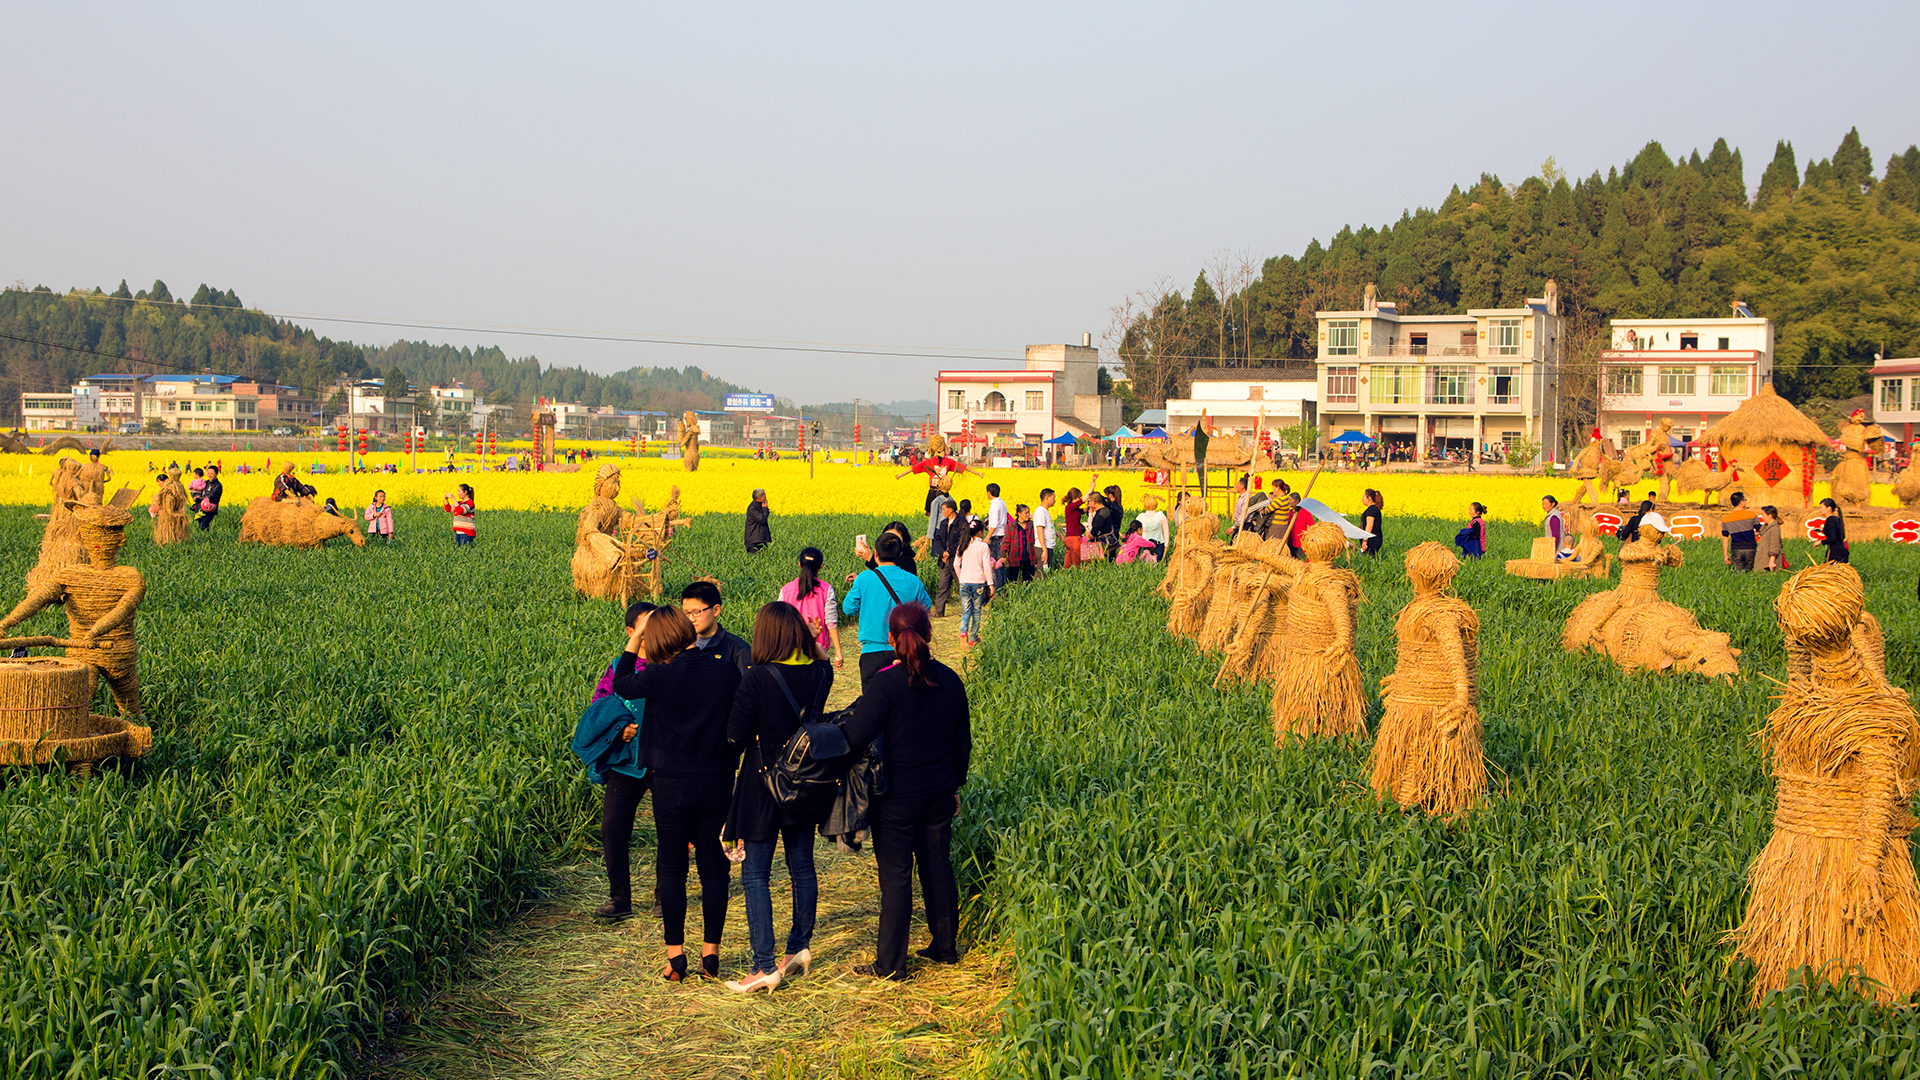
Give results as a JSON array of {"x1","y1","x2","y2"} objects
[
  {"x1": 650, "y1": 901, "x2": 663, "y2": 918},
  {"x1": 592, "y1": 901, "x2": 633, "y2": 922},
  {"x1": 915, "y1": 946, "x2": 960, "y2": 965},
  {"x1": 852, "y1": 963, "x2": 907, "y2": 981},
  {"x1": 700, "y1": 953, "x2": 721, "y2": 980}
]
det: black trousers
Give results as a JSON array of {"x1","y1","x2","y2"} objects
[
  {"x1": 651, "y1": 773, "x2": 732, "y2": 947},
  {"x1": 860, "y1": 649, "x2": 898, "y2": 688},
  {"x1": 600, "y1": 770, "x2": 651, "y2": 906},
  {"x1": 933, "y1": 561, "x2": 957, "y2": 615},
  {"x1": 871, "y1": 790, "x2": 960, "y2": 975}
]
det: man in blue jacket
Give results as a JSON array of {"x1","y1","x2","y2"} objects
[{"x1": 843, "y1": 532, "x2": 933, "y2": 687}]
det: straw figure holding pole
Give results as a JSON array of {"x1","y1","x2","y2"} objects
[
  {"x1": 1368, "y1": 541, "x2": 1485, "y2": 817},
  {"x1": 0, "y1": 495, "x2": 146, "y2": 716},
  {"x1": 1267, "y1": 521, "x2": 1365, "y2": 743},
  {"x1": 1729, "y1": 562, "x2": 1920, "y2": 1006},
  {"x1": 1569, "y1": 429, "x2": 1610, "y2": 507},
  {"x1": 1206, "y1": 536, "x2": 1300, "y2": 688},
  {"x1": 1161, "y1": 496, "x2": 1223, "y2": 636},
  {"x1": 149, "y1": 467, "x2": 191, "y2": 547},
  {"x1": 1831, "y1": 408, "x2": 1884, "y2": 510}
]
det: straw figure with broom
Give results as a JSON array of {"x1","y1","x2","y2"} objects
[
  {"x1": 149, "y1": 467, "x2": 191, "y2": 546},
  {"x1": 1368, "y1": 541, "x2": 1485, "y2": 817},
  {"x1": 0, "y1": 494, "x2": 146, "y2": 716},
  {"x1": 1831, "y1": 408, "x2": 1885, "y2": 510},
  {"x1": 1729, "y1": 561, "x2": 1920, "y2": 1006},
  {"x1": 678, "y1": 411, "x2": 701, "y2": 472},
  {"x1": 1267, "y1": 521, "x2": 1365, "y2": 743}
]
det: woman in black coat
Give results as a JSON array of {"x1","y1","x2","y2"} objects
[
  {"x1": 1359, "y1": 489, "x2": 1383, "y2": 555},
  {"x1": 1818, "y1": 498, "x2": 1850, "y2": 563},
  {"x1": 610, "y1": 605, "x2": 743, "y2": 982},
  {"x1": 843, "y1": 602, "x2": 972, "y2": 980},
  {"x1": 723, "y1": 602, "x2": 834, "y2": 993}
]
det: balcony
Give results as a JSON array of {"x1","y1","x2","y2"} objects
[{"x1": 1363, "y1": 345, "x2": 1530, "y2": 359}]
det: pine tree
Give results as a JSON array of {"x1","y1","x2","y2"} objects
[
  {"x1": 1832, "y1": 127, "x2": 1875, "y2": 193},
  {"x1": 1755, "y1": 140, "x2": 1798, "y2": 210}
]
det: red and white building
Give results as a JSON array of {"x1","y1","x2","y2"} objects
[
  {"x1": 1597, "y1": 304, "x2": 1774, "y2": 450},
  {"x1": 935, "y1": 338, "x2": 1122, "y2": 455},
  {"x1": 1872, "y1": 356, "x2": 1920, "y2": 450}
]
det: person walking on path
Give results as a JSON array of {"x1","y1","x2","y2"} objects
[
  {"x1": 724, "y1": 602, "x2": 834, "y2": 993},
  {"x1": 843, "y1": 533, "x2": 933, "y2": 686},
  {"x1": 1060, "y1": 487, "x2": 1085, "y2": 568},
  {"x1": 195, "y1": 465, "x2": 224, "y2": 531},
  {"x1": 844, "y1": 603, "x2": 971, "y2": 981},
  {"x1": 1033, "y1": 489, "x2": 1057, "y2": 573},
  {"x1": 929, "y1": 502, "x2": 962, "y2": 616},
  {"x1": 608, "y1": 606, "x2": 743, "y2": 982},
  {"x1": 778, "y1": 547, "x2": 845, "y2": 669},
  {"x1": 1721, "y1": 492, "x2": 1757, "y2": 571},
  {"x1": 744, "y1": 489, "x2": 772, "y2": 554},
  {"x1": 1359, "y1": 489, "x2": 1384, "y2": 555},
  {"x1": 681, "y1": 580, "x2": 752, "y2": 675},
  {"x1": 443, "y1": 483, "x2": 476, "y2": 546},
  {"x1": 582, "y1": 602, "x2": 655, "y2": 922},
  {"x1": 955, "y1": 518, "x2": 994, "y2": 645}
]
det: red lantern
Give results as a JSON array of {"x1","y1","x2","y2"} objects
[{"x1": 852, "y1": 423, "x2": 862, "y2": 445}]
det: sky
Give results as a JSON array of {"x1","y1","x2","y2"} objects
[{"x1": 5, "y1": 1, "x2": 1916, "y2": 405}]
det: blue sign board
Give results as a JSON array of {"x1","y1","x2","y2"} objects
[{"x1": 724, "y1": 393, "x2": 776, "y2": 413}]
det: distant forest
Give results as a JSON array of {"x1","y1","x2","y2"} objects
[
  {"x1": 1114, "y1": 128, "x2": 1920, "y2": 423},
  {"x1": 0, "y1": 282, "x2": 758, "y2": 425}
]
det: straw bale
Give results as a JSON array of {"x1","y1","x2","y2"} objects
[
  {"x1": 237, "y1": 496, "x2": 367, "y2": 549},
  {"x1": 1729, "y1": 562, "x2": 1920, "y2": 1006},
  {"x1": 1369, "y1": 542, "x2": 1486, "y2": 817},
  {"x1": 0, "y1": 657, "x2": 94, "y2": 741},
  {"x1": 1269, "y1": 522, "x2": 1365, "y2": 742}
]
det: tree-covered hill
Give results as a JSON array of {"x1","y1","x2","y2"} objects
[{"x1": 1116, "y1": 128, "x2": 1920, "y2": 415}]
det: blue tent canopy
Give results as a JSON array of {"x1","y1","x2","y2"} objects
[
  {"x1": 1111, "y1": 425, "x2": 1138, "y2": 439},
  {"x1": 1330, "y1": 430, "x2": 1376, "y2": 445},
  {"x1": 1042, "y1": 432, "x2": 1079, "y2": 445}
]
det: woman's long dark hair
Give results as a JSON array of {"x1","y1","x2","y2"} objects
[
  {"x1": 888, "y1": 602, "x2": 934, "y2": 686},
  {"x1": 457, "y1": 483, "x2": 475, "y2": 502},
  {"x1": 1821, "y1": 497, "x2": 1844, "y2": 521},
  {"x1": 796, "y1": 546, "x2": 825, "y2": 598},
  {"x1": 1364, "y1": 488, "x2": 1382, "y2": 510},
  {"x1": 752, "y1": 601, "x2": 826, "y2": 665}
]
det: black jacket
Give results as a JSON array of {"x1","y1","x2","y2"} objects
[
  {"x1": 694, "y1": 626, "x2": 752, "y2": 676},
  {"x1": 727, "y1": 660, "x2": 835, "y2": 840},
  {"x1": 931, "y1": 516, "x2": 963, "y2": 566},
  {"x1": 202, "y1": 476, "x2": 224, "y2": 511},
  {"x1": 610, "y1": 648, "x2": 743, "y2": 775},
  {"x1": 744, "y1": 501, "x2": 772, "y2": 553},
  {"x1": 844, "y1": 658, "x2": 971, "y2": 799}
]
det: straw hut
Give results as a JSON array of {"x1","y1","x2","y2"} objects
[{"x1": 1700, "y1": 383, "x2": 1830, "y2": 510}]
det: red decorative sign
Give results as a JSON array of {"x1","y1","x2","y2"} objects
[
  {"x1": 1591, "y1": 511, "x2": 1623, "y2": 537},
  {"x1": 1891, "y1": 519, "x2": 1920, "y2": 544},
  {"x1": 1805, "y1": 518, "x2": 1827, "y2": 543},
  {"x1": 1667, "y1": 514, "x2": 1707, "y2": 540},
  {"x1": 1754, "y1": 451, "x2": 1792, "y2": 486}
]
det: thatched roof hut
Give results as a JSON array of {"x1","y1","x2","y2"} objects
[
  {"x1": 1139, "y1": 434, "x2": 1275, "y2": 471},
  {"x1": 1702, "y1": 382, "x2": 1830, "y2": 508}
]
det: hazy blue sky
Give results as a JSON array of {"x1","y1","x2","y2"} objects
[{"x1": 6, "y1": 1, "x2": 1915, "y2": 404}]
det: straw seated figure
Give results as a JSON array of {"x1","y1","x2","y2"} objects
[
  {"x1": 1729, "y1": 562, "x2": 1920, "y2": 1005},
  {"x1": 1369, "y1": 541, "x2": 1485, "y2": 817}
]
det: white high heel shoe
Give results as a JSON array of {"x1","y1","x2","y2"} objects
[
  {"x1": 779, "y1": 949, "x2": 812, "y2": 978},
  {"x1": 724, "y1": 969, "x2": 781, "y2": 994}
]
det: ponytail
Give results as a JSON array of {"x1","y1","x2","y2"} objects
[
  {"x1": 796, "y1": 546, "x2": 825, "y2": 598},
  {"x1": 887, "y1": 602, "x2": 934, "y2": 687}
]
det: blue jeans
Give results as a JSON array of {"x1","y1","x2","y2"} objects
[
  {"x1": 453, "y1": 532, "x2": 474, "y2": 547},
  {"x1": 742, "y1": 826, "x2": 818, "y2": 975},
  {"x1": 959, "y1": 583, "x2": 986, "y2": 638}
]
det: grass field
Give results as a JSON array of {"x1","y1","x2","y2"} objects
[{"x1": 3, "y1": 494, "x2": 1920, "y2": 1077}]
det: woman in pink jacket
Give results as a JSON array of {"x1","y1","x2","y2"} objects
[
  {"x1": 954, "y1": 517, "x2": 995, "y2": 646},
  {"x1": 364, "y1": 489, "x2": 395, "y2": 543}
]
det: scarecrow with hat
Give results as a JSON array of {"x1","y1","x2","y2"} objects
[
  {"x1": 0, "y1": 493, "x2": 147, "y2": 716},
  {"x1": 1831, "y1": 407, "x2": 1884, "y2": 509}
]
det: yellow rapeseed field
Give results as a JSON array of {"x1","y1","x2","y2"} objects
[{"x1": 0, "y1": 448, "x2": 1880, "y2": 522}]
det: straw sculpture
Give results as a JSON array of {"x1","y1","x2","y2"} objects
[
  {"x1": 1205, "y1": 536, "x2": 1301, "y2": 687},
  {"x1": 1831, "y1": 411, "x2": 1884, "y2": 510},
  {"x1": 150, "y1": 468, "x2": 190, "y2": 546},
  {"x1": 0, "y1": 497, "x2": 147, "y2": 717},
  {"x1": 571, "y1": 465, "x2": 675, "y2": 601},
  {"x1": 1197, "y1": 531, "x2": 1268, "y2": 652},
  {"x1": 0, "y1": 656, "x2": 153, "y2": 771},
  {"x1": 1569, "y1": 431, "x2": 1611, "y2": 506},
  {"x1": 1786, "y1": 607, "x2": 1887, "y2": 686},
  {"x1": 679, "y1": 411, "x2": 701, "y2": 472},
  {"x1": 1669, "y1": 456, "x2": 1744, "y2": 507},
  {"x1": 1369, "y1": 541, "x2": 1485, "y2": 817},
  {"x1": 1139, "y1": 435, "x2": 1275, "y2": 474},
  {"x1": 620, "y1": 486, "x2": 691, "y2": 601},
  {"x1": 237, "y1": 496, "x2": 367, "y2": 548},
  {"x1": 1893, "y1": 465, "x2": 1920, "y2": 507},
  {"x1": 30, "y1": 459, "x2": 90, "y2": 589},
  {"x1": 76, "y1": 454, "x2": 111, "y2": 502},
  {"x1": 1268, "y1": 521, "x2": 1365, "y2": 743},
  {"x1": 1703, "y1": 383, "x2": 1830, "y2": 510},
  {"x1": 1162, "y1": 504, "x2": 1224, "y2": 635},
  {"x1": 1562, "y1": 520, "x2": 1739, "y2": 678},
  {"x1": 1729, "y1": 562, "x2": 1920, "y2": 1006},
  {"x1": 1507, "y1": 510, "x2": 1611, "y2": 581}
]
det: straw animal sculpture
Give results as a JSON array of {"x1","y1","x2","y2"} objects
[
  {"x1": 679, "y1": 411, "x2": 701, "y2": 472},
  {"x1": 1369, "y1": 541, "x2": 1485, "y2": 817},
  {"x1": 1562, "y1": 523, "x2": 1738, "y2": 678},
  {"x1": 0, "y1": 497, "x2": 147, "y2": 716},
  {"x1": 1729, "y1": 562, "x2": 1920, "y2": 1006},
  {"x1": 1893, "y1": 465, "x2": 1920, "y2": 507},
  {"x1": 1268, "y1": 521, "x2": 1365, "y2": 743},
  {"x1": 1669, "y1": 456, "x2": 1744, "y2": 507},
  {"x1": 150, "y1": 470, "x2": 191, "y2": 546},
  {"x1": 1831, "y1": 415, "x2": 1884, "y2": 510},
  {"x1": 237, "y1": 496, "x2": 367, "y2": 548}
]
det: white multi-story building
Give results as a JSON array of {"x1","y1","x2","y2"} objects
[
  {"x1": 1597, "y1": 304, "x2": 1773, "y2": 449},
  {"x1": 345, "y1": 380, "x2": 415, "y2": 433},
  {"x1": 935, "y1": 336, "x2": 1123, "y2": 454},
  {"x1": 1872, "y1": 356, "x2": 1920, "y2": 450},
  {"x1": 429, "y1": 384, "x2": 481, "y2": 432},
  {"x1": 19, "y1": 391, "x2": 77, "y2": 431},
  {"x1": 1163, "y1": 368, "x2": 1317, "y2": 442},
  {"x1": 140, "y1": 374, "x2": 263, "y2": 432},
  {"x1": 1315, "y1": 281, "x2": 1563, "y2": 460}
]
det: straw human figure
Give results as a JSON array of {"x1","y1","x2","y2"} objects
[
  {"x1": 1162, "y1": 498, "x2": 1223, "y2": 636},
  {"x1": 150, "y1": 467, "x2": 191, "y2": 546},
  {"x1": 1729, "y1": 562, "x2": 1920, "y2": 1006},
  {"x1": 1368, "y1": 541, "x2": 1485, "y2": 817},
  {"x1": 572, "y1": 464, "x2": 644, "y2": 600},
  {"x1": 1206, "y1": 535, "x2": 1299, "y2": 687},
  {"x1": 679, "y1": 411, "x2": 701, "y2": 472},
  {"x1": 1564, "y1": 511, "x2": 1683, "y2": 648},
  {"x1": 1268, "y1": 521, "x2": 1365, "y2": 743},
  {"x1": 76, "y1": 450, "x2": 112, "y2": 503},
  {"x1": 0, "y1": 495, "x2": 146, "y2": 716},
  {"x1": 1569, "y1": 429, "x2": 1610, "y2": 506},
  {"x1": 1831, "y1": 408, "x2": 1884, "y2": 510}
]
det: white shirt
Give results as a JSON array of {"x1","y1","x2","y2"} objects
[
  {"x1": 988, "y1": 497, "x2": 1009, "y2": 537},
  {"x1": 1032, "y1": 504, "x2": 1055, "y2": 548},
  {"x1": 1136, "y1": 509, "x2": 1169, "y2": 546}
]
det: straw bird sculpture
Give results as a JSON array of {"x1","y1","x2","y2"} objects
[
  {"x1": 1369, "y1": 541, "x2": 1485, "y2": 817},
  {"x1": 1730, "y1": 562, "x2": 1920, "y2": 1006}
]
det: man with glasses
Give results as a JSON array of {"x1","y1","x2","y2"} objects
[{"x1": 680, "y1": 580, "x2": 750, "y2": 675}]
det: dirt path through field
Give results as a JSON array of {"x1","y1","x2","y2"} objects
[{"x1": 370, "y1": 610, "x2": 1005, "y2": 1080}]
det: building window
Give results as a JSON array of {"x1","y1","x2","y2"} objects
[
  {"x1": 1488, "y1": 366, "x2": 1519, "y2": 405},
  {"x1": 1499, "y1": 430, "x2": 1521, "y2": 447},
  {"x1": 982, "y1": 391, "x2": 1007, "y2": 413},
  {"x1": 1709, "y1": 367, "x2": 1749, "y2": 396},
  {"x1": 1604, "y1": 367, "x2": 1643, "y2": 397},
  {"x1": 1620, "y1": 429, "x2": 1643, "y2": 448},
  {"x1": 1326, "y1": 320, "x2": 1359, "y2": 356},
  {"x1": 1025, "y1": 390, "x2": 1044, "y2": 412},
  {"x1": 1425, "y1": 365, "x2": 1474, "y2": 405},
  {"x1": 1367, "y1": 365, "x2": 1417, "y2": 405},
  {"x1": 1717, "y1": 337, "x2": 1730, "y2": 350},
  {"x1": 1492, "y1": 319, "x2": 1522, "y2": 356},
  {"x1": 1658, "y1": 367, "x2": 1697, "y2": 396},
  {"x1": 946, "y1": 389, "x2": 963, "y2": 410},
  {"x1": 1326, "y1": 366, "x2": 1358, "y2": 405},
  {"x1": 1680, "y1": 334, "x2": 1699, "y2": 349},
  {"x1": 1460, "y1": 331, "x2": 1477, "y2": 352},
  {"x1": 1882, "y1": 378, "x2": 1905, "y2": 413}
]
